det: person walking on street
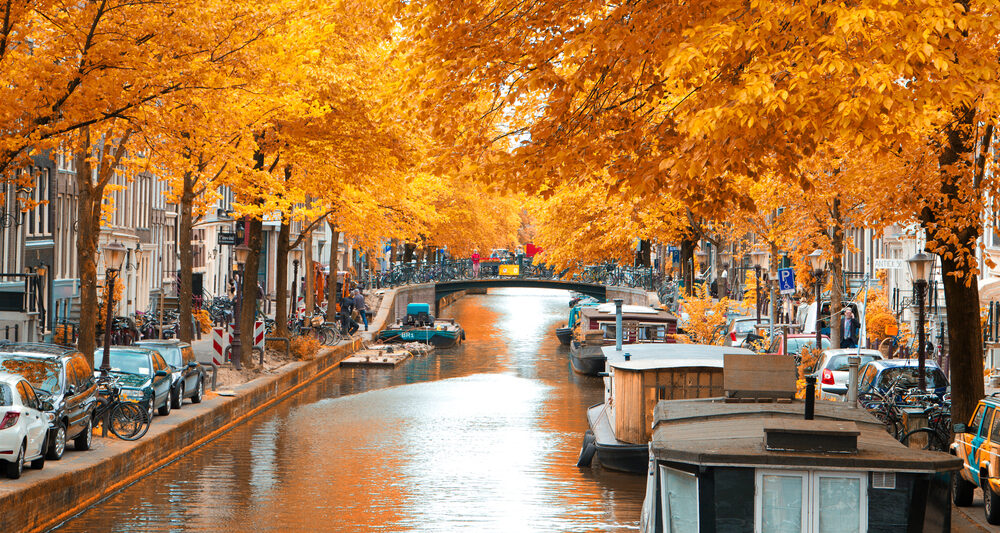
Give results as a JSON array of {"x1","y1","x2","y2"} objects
[
  {"x1": 471, "y1": 249, "x2": 481, "y2": 278},
  {"x1": 353, "y1": 288, "x2": 368, "y2": 331},
  {"x1": 841, "y1": 309, "x2": 861, "y2": 348}
]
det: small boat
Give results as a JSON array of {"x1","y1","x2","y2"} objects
[
  {"x1": 555, "y1": 297, "x2": 599, "y2": 346},
  {"x1": 568, "y1": 303, "x2": 677, "y2": 375},
  {"x1": 377, "y1": 303, "x2": 465, "y2": 348},
  {"x1": 577, "y1": 343, "x2": 753, "y2": 474}
]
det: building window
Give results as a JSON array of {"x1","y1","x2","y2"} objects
[
  {"x1": 659, "y1": 466, "x2": 698, "y2": 532},
  {"x1": 755, "y1": 470, "x2": 867, "y2": 533}
]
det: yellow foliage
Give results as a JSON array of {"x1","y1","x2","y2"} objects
[
  {"x1": 290, "y1": 335, "x2": 322, "y2": 361},
  {"x1": 675, "y1": 283, "x2": 733, "y2": 345},
  {"x1": 195, "y1": 309, "x2": 212, "y2": 334}
]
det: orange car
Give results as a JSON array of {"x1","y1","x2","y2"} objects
[{"x1": 952, "y1": 394, "x2": 1000, "y2": 524}]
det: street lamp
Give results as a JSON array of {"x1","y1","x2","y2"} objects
[
  {"x1": 289, "y1": 246, "x2": 303, "y2": 322},
  {"x1": 908, "y1": 251, "x2": 935, "y2": 391},
  {"x1": 231, "y1": 243, "x2": 251, "y2": 370},
  {"x1": 750, "y1": 249, "x2": 770, "y2": 326},
  {"x1": 807, "y1": 249, "x2": 826, "y2": 349},
  {"x1": 99, "y1": 241, "x2": 127, "y2": 376}
]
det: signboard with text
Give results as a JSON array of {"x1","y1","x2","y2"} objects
[
  {"x1": 499, "y1": 264, "x2": 520, "y2": 276},
  {"x1": 218, "y1": 231, "x2": 237, "y2": 246},
  {"x1": 874, "y1": 258, "x2": 905, "y2": 270}
]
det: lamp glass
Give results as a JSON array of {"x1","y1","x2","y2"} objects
[
  {"x1": 907, "y1": 252, "x2": 935, "y2": 282},
  {"x1": 750, "y1": 249, "x2": 769, "y2": 269},
  {"x1": 289, "y1": 247, "x2": 303, "y2": 262},
  {"x1": 807, "y1": 249, "x2": 825, "y2": 272},
  {"x1": 102, "y1": 242, "x2": 127, "y2": 271},
  {"x1": 233, "y1": 244, "x2": 251, "y2": 265}
]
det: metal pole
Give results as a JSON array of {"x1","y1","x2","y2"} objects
[
  {"x1": 231, "y1": 263, "x2": 243, "y2": 370},
  {"x1": 814, "y1": 271, "x2": 822, "y2": 350},
  {"x1": 614, "y1": 298, "x2": 624, "y2": 352},
  {"x1": 917, "y1": 279, "x2": 926, "y2": 391},
  {"x1": 755, "y1": 265, "x2": 761, "y2": 326},
  {"x1": 805, "y1": 376, "x2": 816, "y2": 420},
  {"x1": 847, "y1": 355, "x2": 860, "y2": 408},
  {"x1": 100, "y1": 270, "x2": 117, "y2": 376}
]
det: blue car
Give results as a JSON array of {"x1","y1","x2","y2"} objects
[
  {"x1": 857, "y1": 358, "x2": 950, "y2": 399},
  {"x1": 92, "y1": 347, "x2": 173, "y2": 420}
]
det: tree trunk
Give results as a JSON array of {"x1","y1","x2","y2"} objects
[
  {"x1": 389, "y1": 239, "x2": 398, "y2": 264},
  {"x1": 326, "y1": 223, "x2": 340, "y2": 322},
  {"x1": 75, "y1": 151, "x2": 100, "y2": 357},
  {"x1": 238, "y1": 217, "x2": 263, "y2": 367},
  {"x1": 403, "y1": 242, "x2": 415, "y2": 263},
  {"x1": 679, "y1": 237, "x2": 696, "y2": 296},
  {"x1": 829, "y1": 197, "x2": 844, "y2": 349},
  {"x1": 177, "y1": 172, "x2": 195, "y2": 343},
  {"x1": 304, "y1": 229, "x2": 314, "y2": 313},
  {"x1": 274, "y1": 219, "x2": 290, "y2": 337},
  {"x1": 941, "y1": 252, "x2": 984, "y2": 427}
]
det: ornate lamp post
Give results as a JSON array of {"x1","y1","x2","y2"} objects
[
  {"x1": 807, "y1": 249, "x2": 826, "y2": 349},
  {"x1": 907, "y1": 251, "x2": 935, "y2": 391},
  {"x1": 289, "y1": 246, "x2": 303, "y2": 323},
  {"x1": 695, "y1": 249, "x2": 709, "y2": 288},
  {"x1": 99, "y1": 242, "x2": 127, "y2": 376},
  {"x1": 231, "y1": 243, "x2": 251, "y2": 370},
  {"x1": 749, "y1": 249, "x2": 770, "y2": 326}
]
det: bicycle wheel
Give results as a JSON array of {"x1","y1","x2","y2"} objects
[
  {"x1": 109, "y1": 403, "x2": 150, "y2": 441},
  {"x1": 900, "y1": 427, "x2": 947, "y2": 451}
]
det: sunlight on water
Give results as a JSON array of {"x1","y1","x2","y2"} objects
[{"x1": 55, "y1": 289, "x2": 644, "y2": 532}]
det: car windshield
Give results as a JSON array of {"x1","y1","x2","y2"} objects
[
  {"x1": 876, "y1": 366, "x2": 947, "y2": 390},
  {"x1": 142, "y1": 345, "x2": 181, "y2": 367},
  {"x1": 826, "y1": 354, "x2": 880, "y2": 372},
  {"x1": 0, "y1": 356, "x2": 60, "y2": 394},
  {"x1": 735, "y1": 320, "x2": 768, "y2": 333},
  {"x1": 787, "y1": 338, "x2": 831, "y2": 354},
  {"x1": 92, "y1": 350, "x2": 151, "y2": 376}
]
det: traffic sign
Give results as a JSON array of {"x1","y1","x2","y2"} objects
[{"x1": 778, "y1": 268, "x2": 796, "y2": 295}]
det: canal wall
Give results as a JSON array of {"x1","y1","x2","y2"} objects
[
  {"x1": 606, "y1": 286, "x2": 651, "y2": 306},
  {"x1": 2, "y1": 339, "x2": 363, "y2": 533}
]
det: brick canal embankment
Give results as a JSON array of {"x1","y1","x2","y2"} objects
[{"x1": 0, "y1": 339, "x2": 363, "y2": 533}]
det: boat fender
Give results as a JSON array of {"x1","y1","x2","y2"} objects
[
  {"x1": 576, "y1": 430, "x2": 597, "y2": 468},
  {"x1": 461, "y1": 330, "x2": 466, "y2": 341}
]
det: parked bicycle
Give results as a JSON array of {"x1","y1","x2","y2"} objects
[{"x1": 94, "y1": 374, "x2": 150, "y2": 441}]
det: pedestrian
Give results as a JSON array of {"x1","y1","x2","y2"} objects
[
  {"x1": 841, "y1": 309, "x2": 861, "y2": 348},
  {"x1": 353, "y1": 288, "x2": 368, "y2": 331},
  {"x1": 471, "y1": 249, "x2": 481, "y2": 278}
]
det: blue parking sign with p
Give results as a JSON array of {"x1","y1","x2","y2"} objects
[{"x1": 778, "y1": 268, "x2": 796, "y2": 295}]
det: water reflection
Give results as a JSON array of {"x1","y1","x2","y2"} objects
[{"x1": 54, "y1": 289, "x2": 644, "y2": 532}]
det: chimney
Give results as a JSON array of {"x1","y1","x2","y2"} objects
[{"x1": 614, "y1": 298, "x2": 624, "y2": 352}]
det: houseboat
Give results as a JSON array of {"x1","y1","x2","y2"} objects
[
  {"x1": 569, "y1": 303, "x2": 677, "y2": 375},
  {"x1": 638, "y1": 368, "x2": 960, "y2": 532},
  {"x1": 555, "y1": 297, "x2": 599, "y2": 346},
  {"x1": 377, "y1": 303, "x2": 465, "y2": 348},
  {"x1": 577, "y1": 344, "x2": 754, "y2": 474}
]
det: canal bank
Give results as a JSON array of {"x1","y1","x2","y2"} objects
[{"x1": 0, "y1": 339, "x2": 363, "y2": 533}]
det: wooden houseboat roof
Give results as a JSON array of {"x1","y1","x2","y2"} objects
[
  {"x1": 580, "y1": 305, "x2": 675, "y2": 321},
  {"x1": 602, "y1": 344, "x2": 753, "y2": 370},
  {"x1": 649, "y1": 398, "x2": 961, "y2": 473}
]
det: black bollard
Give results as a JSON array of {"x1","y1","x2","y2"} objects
[{"x1": 805, "y1": 376, "x2": 816, "y2": 420}]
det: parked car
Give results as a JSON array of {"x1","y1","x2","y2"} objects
[
  {"x1": 0, "y1": 343, "x2": 97, "y2": 460},
  {"x1": 135, "y1": 340, "x2": 204, "y2": 408},
  {"x1": 952, "y1": 394, "x2": 1000, "y2": 524},
  {"x1": 814, "y1": 348, "x2": 883, "y2": 400},
  {"x1": 857, "y1": 358, "x2": 949, "y2": 400},
  {"x1": 765, "y1": 334, "x2": 831, "y2": 359},
  {"x1": 723, "y1": 317, "x2": 771, "y2": 347},
  {"x1": 92, "y1": 347, "x2": 172, "y2": 420},
  {"x1": 0, "y1": 372, "x2": 48, "y2": 478}
]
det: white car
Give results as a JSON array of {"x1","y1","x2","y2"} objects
[
  {"x1": 816, "y1": 349, "x2": 883, "y2": 400},
  {"x1": 0, "y1": 372, "x2": 49, "y2": 478}
]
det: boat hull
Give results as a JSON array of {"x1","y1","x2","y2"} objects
[
  {"x1": 555, "y1": 327, "x2": 573, "y2": 346},
  {"x1": 377, "y1": 327, "x2": 463, "y2": 348},
  {"x1": 569, "y1": 342, "x2": 605, "y2": 375},
  {"x1": 584, "y1": 402, "x2": 647, "y2": 474}
]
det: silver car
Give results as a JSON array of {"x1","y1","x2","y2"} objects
[{"x1": 816, "y1": 348, "x2": 883, "y2": 400}]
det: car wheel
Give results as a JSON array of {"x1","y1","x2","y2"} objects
[
  {"x1": 171, "y1": 384, "x2": 183, "y2": 410},
  {"x1": 953, "y1": 472, "x2": 976, "y2": 506},
  {"x1": 47, "y1": 423, "x2": 66, "y2": 460},
  {"x1": 158, "y1": 393, "x2": 171, "y2": 416},
  {"x1": 73, "y1": 417, "x2": 93, "y2": 451},
  {"x1": 986, "y1": 484, "x2": 1000, "y2": 525},
  {"x1": 191, "y1": 377, "x2": 203, "y2": 404},
  {"x1": 5, "y1": 442, "x2": 24, "y2": 479}
]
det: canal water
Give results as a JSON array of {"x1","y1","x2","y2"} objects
[{"x1": 54, "y1": 289, "x2": 645, "y2": 532}]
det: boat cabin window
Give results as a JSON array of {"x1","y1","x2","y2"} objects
[
  {"x1": 602, "y1": 323, "x2": 617, "y2": 340},
  {"x1": 600, "y1": 323, "x2": 667, "y2": 341},
  {"x1": 659, "y1": 466, "x2": 698, "y2": 532},
  {"x1": 755, "y1": 470, "x2": 867, "y2": 533}
]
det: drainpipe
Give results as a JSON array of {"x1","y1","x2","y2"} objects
[{"x1": 614, "y1": 298, "x2": 624, "y2": 352}]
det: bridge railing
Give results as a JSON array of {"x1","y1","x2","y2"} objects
[{"x1": 362, "y1": 259, "x2": 662, "y2": 292}]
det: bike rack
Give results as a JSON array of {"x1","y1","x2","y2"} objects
[
  {"x1": 265, "y1": 336, "x2": 290, "y2": 363},
  {"x1": 199, "y1": 361, "x2": 218, "y2": 391}
]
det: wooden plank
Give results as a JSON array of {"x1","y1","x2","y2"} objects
[{"x1": 724, "y1": 353, "x2": 796, "y2": 398}]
